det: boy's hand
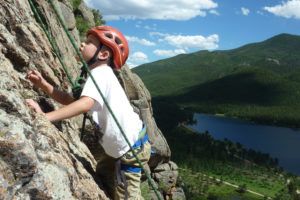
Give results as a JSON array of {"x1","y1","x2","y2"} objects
[
  {"x1": 26, "y1": 70, "x2": 74, "y2": 105},
  {"x1": 26, "y1": 70, "x2": 48, "y2": 89},
  {"x1": 26, "y1": 99, "x2": 43, "y2": 114}
]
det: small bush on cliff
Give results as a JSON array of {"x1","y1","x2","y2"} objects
[
  {"x1": 75, "y1": 15, "x2": 89, "y2": 38},
  {"x1": 72, "y1": 2, "x2": 105, "y2": 38},
  {"x1": 71, "y1": 0, "x2": 82, "y2": 10},
  {"x1": 92, "y1": 9, "x2": 105, "y2": 26}
]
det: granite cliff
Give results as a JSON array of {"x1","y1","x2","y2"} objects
[{"x1": 0, "y1": 0, "x2": 185, "y2": 199}]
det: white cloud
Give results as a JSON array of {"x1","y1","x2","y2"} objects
[
  {"x1": 135, "y1": 21, "x2": 142, "y2": 28},
  {"x1": 150, "y1": 32, "x2": 219, "y2": 50},
  {"x1": 153, "y1": 49, "x2": 186, "y2": 57},
  {"x1": 144, "y1": 25, "x2": 156, "y2": 30},
  {"x1": 130, "y1": 52, "x2": 149, "y2": 62},
  {"x1": 126, "y1": 36, "x2": 156, "y2": 46},
  {"x1": 84, "y1": 0, "x2": 218, "y2": 21},
  {"x1": 209, "y1": 9, "x2": 220, "y2": 15},
  {"x1": 257, "y1": 10, "x2": 264, "y2": 15},
  {"x1": 241, "y1": 7, "x2": 250, "y2": 16},
  {"x1": 149, "y1": 32, "x2": 170, "y2": 37},
  {"x1": 127, "y1": 51, "x2": 149, "y2": 68},
  {"x1": 263, "y1": 0, "x2": 300, "y2": 19},
  {"x1": 162, "y1": 34, "x2": 219, "y2": 50},
  {"x1": 135, "y1": 22, "x2": 157, "y2": 30}
]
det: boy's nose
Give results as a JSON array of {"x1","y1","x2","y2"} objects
[{"x1": 80, "y1": 43, "x2": 85, "y2": 51}]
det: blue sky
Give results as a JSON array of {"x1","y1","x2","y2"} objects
[{"x1": 84, "y1": 0, "x2": 300, "y2": 68}]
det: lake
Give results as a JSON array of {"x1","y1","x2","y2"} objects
[{"x1": 188, "y1": 113, "x2": 300, "y2": 175}]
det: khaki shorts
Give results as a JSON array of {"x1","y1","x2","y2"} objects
[{"x1": 96, "y1": 141, "x2": 151, "y2": 200}]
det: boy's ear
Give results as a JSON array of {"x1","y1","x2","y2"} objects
[{"x1": 98, "y1": 50, "x2": 110, "y2": 61}]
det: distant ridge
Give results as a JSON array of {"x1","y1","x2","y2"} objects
[
  {"x1": 133, "y1": 33, "x2": 300, "y2": 97},
  {"x1": 133, "y1": 33, "x2": 300, "y2": 126}
]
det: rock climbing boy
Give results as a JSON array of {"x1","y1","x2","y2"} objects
[{"x1": 26, "y1": 26, "x2": 151, "y2": 200}]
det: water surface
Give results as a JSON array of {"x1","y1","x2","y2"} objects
[{"x1": 188, "y1": 113, "x2": 300, "y2": 175}]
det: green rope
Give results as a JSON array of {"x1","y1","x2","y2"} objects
[
  {"x1": 29, "y1": 0, "x2": 162, "y2": 199},
  {"x1": 28, "y1": 0, "x2": 75, "y2": 87}
]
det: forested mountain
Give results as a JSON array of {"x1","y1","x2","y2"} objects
[{"x1": 134, "y1": 34, "x2": 300, "y2": 126}]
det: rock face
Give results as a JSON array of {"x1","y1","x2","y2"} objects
[
  {"x1": 0, "y1": 1, "x2": 107, "y2": 199},
  {"x1": 78, "y1": 1, "x2": 95, "y2": 27},
  {"x1": 0, "y1": 0, "x2": 184, "y2": 199}
]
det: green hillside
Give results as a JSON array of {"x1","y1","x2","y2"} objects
[
  {"x1": 152, "y1": 97, "x2": 300, "y2": 199},
  {"x1": 133, "y1": 33, "x2": 300, "y2": 126}
]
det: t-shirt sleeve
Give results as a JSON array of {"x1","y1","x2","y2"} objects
[{"x1": 80, "y1": 70, "x2": 107, "y2": 108}]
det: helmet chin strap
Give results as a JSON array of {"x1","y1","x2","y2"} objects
[{"x1": 87, "y1": 44, "x2": 103, "y2": 66}]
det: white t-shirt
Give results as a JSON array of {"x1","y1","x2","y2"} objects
[{"x1": 81, "y1": 64, "x2": 143, "y2": 158}]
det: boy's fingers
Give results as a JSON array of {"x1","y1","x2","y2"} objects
[
  {"x1": 26, "y1": 70, "x2": 41, "y2": 79},
  {"x1": 28, "y1": 74, "x2": 38, "y2": 79},
  {"x1": 26, "y1": 99, "x2": 43, "y2": 113},
  {"x1": 26, "y1": 71, "x2": 33, "y2": 79},
  {"x1": 25, "y1": 99, "x2": 34, "y2": 105},
  {"x1": 33, "y1": 70, "x2": 42, "y2": 77},
  {"x1": 26, "y1": 99, "x2": 38, "y2": 109},
  {"x1": 26, "y1": 70, "x2": 38, "y2": 80},
  {"x1": 27, "y1": 74, "x2": 41, "y2": 84}
]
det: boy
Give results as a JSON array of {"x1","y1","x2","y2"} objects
[{"x1": 26, "y1": 26, "x2": 151, "y2": 200}]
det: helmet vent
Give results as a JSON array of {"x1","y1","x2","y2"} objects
[
  {"x1": 115, "y1": 37, "x2": 122, "y2": 45},
  {"x1": 105, "y1": 33, "x2": 113, "y2": 39}
]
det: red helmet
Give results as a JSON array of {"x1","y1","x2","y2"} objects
[{"x1": 87, "y1": 26, "x2": 129, "y2": 69}]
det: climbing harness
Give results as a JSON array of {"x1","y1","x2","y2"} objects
[
  {"x1": 116, "y1": 125, "x2": 149, "y2": 200},
  {"x1": 126, "y1": 125, "x2": 148, "y2": 159},
  {"x1": 115, "y1": 159, "x2": 129, "y2": 199},
  {"x1": 28, "y1": 0, "x2": 162, "y2": 199}
]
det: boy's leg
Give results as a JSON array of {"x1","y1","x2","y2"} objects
[
  {"x1": 96, "y1": 153, "x2": 116, "y2": 198},
  {"x1": 115, "y1": 141, "x2": 151, "y2": 200}
]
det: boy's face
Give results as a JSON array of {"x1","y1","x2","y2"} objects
[{"x1": 80, "y1": 35, "x2": 100, "y2": 62}]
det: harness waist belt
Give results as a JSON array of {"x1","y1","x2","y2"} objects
[
  {"x1": 138, "y1": 125, "x2": 147, "y2": 139},
  {"x1": 132, "y1": 134, "x2": 148, "y2": 149},
  {"x1": 131, "y1": 125, "x2": 148, "y2": 149},
  {"x1": 121, "y1": 164, "x2": 142, "y2": 173},
  {"x1": 121, "y1": 125, "x2": 148, "y2": 173}
]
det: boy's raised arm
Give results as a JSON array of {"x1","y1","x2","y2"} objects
[
  {"x1": 26, "y1": 96, "x2": 95, "y2": 122},
  {"x1": 27, "y1": 70, "x2": 74, "y2": 105},
  {"x1": 45, "y1": 96, "x2": 94, "y2": 122}
]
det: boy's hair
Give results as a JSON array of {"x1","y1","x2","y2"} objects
[{"x1": 87, "y1": 26, "x2": 129, "y2": 69}]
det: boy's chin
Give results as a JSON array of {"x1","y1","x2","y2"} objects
[{"x1": 75, "y1": 55, "x2": 88, "y2": 62}]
